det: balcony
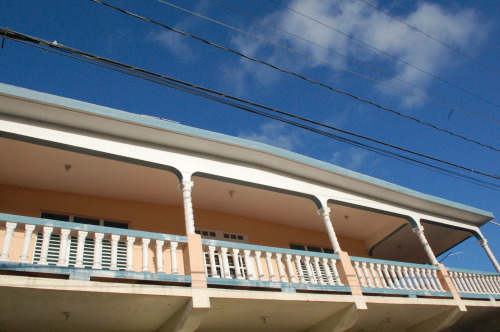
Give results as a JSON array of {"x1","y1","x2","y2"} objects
[{"x1": 2, "y1": 213, "x2": 498, "y2": 300}]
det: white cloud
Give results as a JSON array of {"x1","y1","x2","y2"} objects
[
  {"x1": 229, "y1": 0, "x2": 486, "y2": 105},
  {"x1": 331, "y1": 148, "x2": 380, "y2": 171},
  {"x1": 152, "y1": 30, "x2": 195, "y2": 61},
  {"x1": 238, "y1": 122, "x2": 302, "y2": 151}
]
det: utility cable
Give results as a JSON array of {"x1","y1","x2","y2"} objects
[
  {"x1": 203, "y1": 0, "x2": 495, "y2": 121},
  {"x1": 158, "y1": 0, "x2": 499, "y2": 124},
  {"x1": 356, "y1": 0, "x2": 499, "y2": 75},
  {"x1": 2, "y1": 27, "x2": 499, "y2": 189},
  {"x1": 83, "y1": 0, "x2": 500, "y2": 150},
  {"x1": 264, "y1": 0, "x2": 500, "y2": 109}
]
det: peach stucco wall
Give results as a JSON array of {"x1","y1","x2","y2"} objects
[{"x1": 0, "y1": 184, "x2": 368, "y2": 257}]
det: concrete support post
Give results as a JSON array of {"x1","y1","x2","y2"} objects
[
  {"x1": 412, "y1": 225, "x2": 439, "y2": 265},
  {"x1": 185, "y1": 233, "x2": 207, "y2": 288},
  {"x1": 318, "y1": 207, "x2": 342, "y2": 254},
  {"x1": 478, "y1": 238, "x2": 500, "y2": 272},
  {"x1": 179, "y1": 179, "x2": 196, "y2": 235}
]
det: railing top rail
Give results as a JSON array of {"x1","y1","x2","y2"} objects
[
  {"x1": 349, "y1": 255, "x2": 439, "y2": 270},
  {"x1": 446, "y1": 266, "x2": 500, "y2": 276},
  {"x1": 202, "y1": 238, "x2": 340, "y2": 259},
  {"x1": 0, "y1": 213, "x2": 188, "y2": 243}
]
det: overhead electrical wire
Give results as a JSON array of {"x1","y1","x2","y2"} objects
[
  {"x1": 158, "y1": 0, "x2": 499, "y2": 124},
  {"x1": 264, "y1": 0, "x2": 500, "y2": 109},
  {"x1": 81, "y1": 0, "x2": 499, "y2": 151},
  {"x1": 203, "y1": 0, "x2": 494, "y2": 122},
  {"x1": 1, "y1": 27, "x2": 499, "y2": 191},
  {"x1": 356, "y1": 0, "x2": 499, "y2": 75}
]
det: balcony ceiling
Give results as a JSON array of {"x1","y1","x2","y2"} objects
[{"x1": 0, "y1": 137, "x2": 469, "y2": 259}]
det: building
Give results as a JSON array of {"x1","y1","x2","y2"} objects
[{"x1": 0, "y1": 83, "x2": 498, "y2": 331}]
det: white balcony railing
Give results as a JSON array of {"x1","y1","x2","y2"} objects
[
  {"x1": 202, "y1": 239, "x2": 344, "y2": 288},
  {"x1": 448, "y1": 268, "x2": 500, "y2": 295},
  {"x1": 0, "y1": 214, "x2": 187, "y2": 277},
  {"x1": 350, "y1": 257, "x2": 445, "y2": 293}
]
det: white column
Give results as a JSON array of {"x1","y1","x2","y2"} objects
[
  {"x1": 110, "y1": 234, "x2": 120, "y2": 271},
  {"x1": 232, "y1": 249, "x2": 244, "y2": 280},
  {"x1": 412, "y1": 226, "x2": 438, "y2": 265},
  {"x1": 285, "y1": 254, "x2": 296, "y2": 283},
  {"x1": 479, "y1": 239, "x2": 500, "y2": 272},
  {"x1": 275, "y1": 253, "x2": 287, "y2": 282},
  {"x1": 141, "y1": 238, "x2": 150, "y2": 272},
  {"x1": 75, "y1": 231, "x2": 88, "y2": 268},
  {"x1": 318, "y1": 207, "x2": 341, "y2": 253},
  {"x1": 179, "y1": 179, "x2": 196, "y2": 234},
  {"x1": 295, "y1": 255, "x2": 306, "y2": 283},
  {"x1": 155, "y1": 240, "x2": 165, "y2": 273},
  {"x1": 19, "y1": 224, "x2": 36, "y2": 263},
  {"x1": 126, "y1": 236, "x2": 135, "y2": 271},
  {"x1": 92, "y1": 233, "x2": 104, "y2": 269},
  {"x1": 38, "y1": 226, "x2": 53, "y2": 265},
  {"x1": 220, "y1": 247, "x2": 231, "y2": 278},
  {"x1": 0, "y1": 222, "x2": 17, "y2": 261},
  {"x1": 170, "y1": 241, "x2": 179, "y2": 274},
  {"x1": 244, "y1": 250, "x2": 256, "y2": 280},
  {"x1": 56, "y1": 228, "x2": 71, "y2": 267}
]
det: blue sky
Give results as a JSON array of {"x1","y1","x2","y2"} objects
[{"x1": 1, "y1": 0, "x2": 498, "y2": 271}]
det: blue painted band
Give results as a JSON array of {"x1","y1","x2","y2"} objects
[
  {"x1": 458, "y1": 293, "x2": 500, "y2": 300},
  {"x1": 0, "y1": 213, "x2": 188, "y2": 243},
  {"x1": 361, "y1": 286, "x2": 451, "y2": 298},
  {"x1": 201, "y1": 239, "x2": 340, "y2": 259},
  {"x1": 206, "y1": 277, "x2": 351, "y2": 293},
  {"x1": 0, "y1": 261, "x2": 192, "y2": 283},
  {"x1": 350, "y1": 255, "x2": 439, "y2": 270},
  {"x1": 446, "y1": 267, "x2": 500, "y2": 276}
]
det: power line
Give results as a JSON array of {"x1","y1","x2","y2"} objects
[
  {"x1": 158, "y1": 0, "x2": 500, "y2": 125},
  {"x1": 2, "y1": 27, "x2": 499, "y2": 190},
  {"x1": 203, "y1": 0, "x2": 496, "y2": 122},
  {"x1": 83, "y1": 0, "x2": 500, "y2": 151},
  {"x1": 264, "y1": 0, "x2": 500, "y2": 109},
  {"x1": 356, "y1": 0, "x2": 499, "y2": 75}
]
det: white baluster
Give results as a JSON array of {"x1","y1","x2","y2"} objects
[
  {"x1": 330, "y1": 259, "x2": 343, "y2": 286},
  {"x1": 382, "y1": 265, "x2": 394, "y2": 289},
  {"x1": 451, "y1": 272, "x2": 464, "y2": 292},
  {"x1": 408, "y1": 268, "x2": 419, "y2": 290},
  {"x1": 304, "y1": 256, "x2": 315, "y2": 284},
  {"x1": 415, "y1": 268, "x2": 427, "y2": 290},
  {"x1": 470, "y1": 274, "x2": 484, "y2": 293},
  {"x1": 479, "y1": 275, "x2": 492, "y2": 294},
  {"x1": 322, "y1": 258, "x2": 334, "y2": 285},
  {"x1": 141, "y1": 238, "x2": 150, "y2": 272},
  {"x1": 75, "y1": 231, "x2": 88, "y2": 268},
  {"x1": 208, "y1": 245, "x2": 219, "y2": 278},
  {"x1": 38, "y1": 226, "x2": 54, "y2": 265},
  {"x1": 389, "y1": 265, "x2": 401, "y2": 289},
  {"x1": 402, "y1": 267, "x2": 414, "y2": 290},
  {"x1": 376, "y1": 264, "x2": 388, "y2": 288},
  {"x1": 19, "y1": 224, "x2": 36, "y2": 263},
  {"x1": 254, "y1": 251, "x2": 265, "y2": 281},
  {"x1": 170, "y1": 241, "x2": 179, "y2": 275},
  {"x1": 354, "y1": 262, "x2": 366, "y2": 287},
  {"x1": 395, "y1": 266, "x2": 408, "y2": 289},
  {"x1": 155, "y1": 240, "x2": 165, "y2": 273},
  {"x1": 285, "y1": 254, "x2": 296, "y2": 283},
  {"x1": 432, "y1": 270, "x2": 444, "y2": 291},
  {"x1": 110, "y1": 235, "x2": 120, "y2": 271},
  {"x1": 295, "y1": 255, "x2": 306, "y2": 283},
  {"x1": 92, "y1": 233, "x2": 104, "y2": 269},
  {"x1": 220, "y1": 247, "x2": 231, "y2": 279},
  {"x1": 487, "y1": 276, "x2": 499, "y2": 293},
  {"x1": 232, "y1": 249, "x2": 243, "y2": 280},
  {"x1": 275, "y1": 253, "x2": 287, "y2": 282},
  {"x1": 313, "y1": 257, "x2": 324, "y2": 285},
  {"x1": 244, "y1": 250, "x2": 256, "y2": 280},
  {"x1": 369, "y1": 263, "x2": 381, "y2": 288},
  {"x1": 361, "y1": 262, "x2": 373, "y2": 287},
  {"x1": 56, "y1": 228, "x2": 71, "y2": 267},
  {"x1": 425, "y1": 269, "x2": 438, "y2": 291},
  {"x1": 0, "y1": 222, "x2": 17, "y2": 261},
  {"x1": 265, "y1": 252, "x2": 276, "y2": 281},
  {"x1": 126, "y1": 236, "x2": 135, "y2": 271}
]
